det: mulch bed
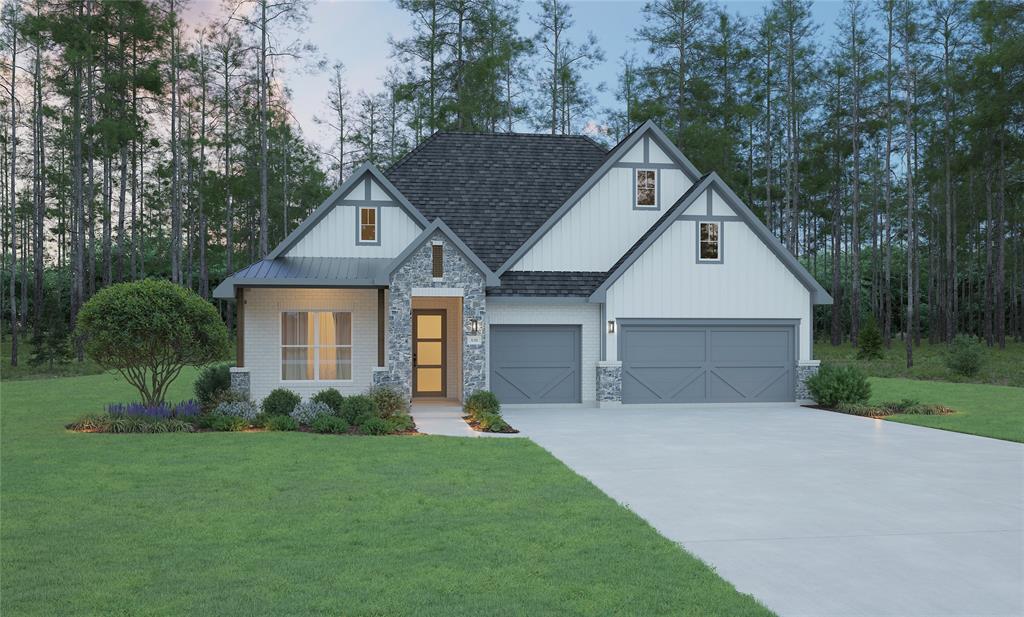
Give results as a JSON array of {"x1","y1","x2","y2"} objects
[{"x1": 462, "y1": 415, "x2": 519, "y2": 434}]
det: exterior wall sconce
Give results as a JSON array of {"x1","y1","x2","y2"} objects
[
  {"x1": 469, "y1": 318, "x2": 481, "y2": 335},
  {"x1": 607, "y1": 320, "x2": 616, "y2": 334}
]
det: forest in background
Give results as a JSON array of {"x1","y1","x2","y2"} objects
[{"x1": 0, "y1": 0, "x2": 1021, "y2": 370}]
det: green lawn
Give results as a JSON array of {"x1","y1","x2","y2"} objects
[
  {"x1": 815, "y1": 339, "x2": 1024, "y2": 387},
  {"x1": 870, "y1": 377, "x2": 1024, "y2": 443},
  {"x1": 1, "y1": 370, "x2": 771, "y2": 617}
]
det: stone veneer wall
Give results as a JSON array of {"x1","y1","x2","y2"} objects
[
  {"x1": 229, "y1": 368, "x2": 250, "y2": 399},
  {"x1": 596, "y1": 363, "x2": 622, "y2": 404},
  {"x1": 795, "y1": 363, "x2": 820, "y2": 400},
  {"x1": 380, "y1": 231, "x2": 487, "y2": 400}
]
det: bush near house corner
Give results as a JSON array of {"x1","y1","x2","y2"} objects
[
  {"x1": 262, "y1": 388, "x2": 301, "y2": 416},
  {"x1": 463, "y1": 390, "x2": 516, "y2": 433},
  {"x1": 806, "y1": 364, "x2": 871, "y2": 408},
  {"x1": 194, "y1": 363, "x2": 233, "y2": 409}
]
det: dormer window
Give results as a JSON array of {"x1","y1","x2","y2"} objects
[
  {"x1": 358, "y1": 207, "x2": 378, "y2": 243},
  {"x1": 635, "y1": 169, "x2": 657, "y2": 208}
]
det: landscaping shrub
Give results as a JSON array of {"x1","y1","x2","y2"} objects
[
  {"x1": 290, "y1": 401, "x2": 333, "y2": 425},
  {"x1": 806, "y1": 364, "x2": 871, "y2": 407},
  {"x1": 834, "y1": 402, "x2": 887, "y2": 417},
  {"x1": 311, "y1": 388, "x2": 345, "y2": 415},
  {"x1": 214, "y1": 400, "x2": 261, "y2": 421},
  {"x1": 210, "y1": 415, "x2": 249, "y2": 432},
  {"x1": 262, "y1": 388, "x2": 301, "y2": 416},
  {"x1": 368, "y1": 385, "x2": 409, "y2": 418},
  {"x1": 172, "y1": 400, "x2": 202, "y2": 418},
  {"x1": 263, "y1": 415, "x2": 298, "y2": 431},
  {"x1": 475, "y1": 412, "x2": 511, "y2": 432},
  {"x1": 74, "y1": 279, "x2": 230, "y2": 405},
  {"x1": 383, "y1": 414, "x2": 415, "y2": 434},
  {"x1": 358, "y1": 417, "x2": 388, "y2": 435},
  {"x1": 877, "y1": 398, "x2": 920, "y2": 414},
  {"x1": 194, "y1": 363, "x2": 233, "y2": 406},
  {"x1": 899, "y1": 403, "x2": 956, "y2": 416},
  {"x1": 203, "y1": 388, "x2": 247, "y2": 413},
  {"x1": 856, "y1": 317, "x2": 884, "y2": 360},
  {"x1": 311, "y1": 415, "x2": 349, "y2": 434},
  {"x1": 66, "y1": 414, "x2": 112, "y2": 431},
  {"x1": 340, "y1": 395, "x2": 378, "y2": 425},
  {"x1": 945, "y1": 335, "x2": 984, "y2": 377},
  {"x1": 464, "y1": 390, "x2": 500, "y2": 419},
  {"x1": 108, "y1": 401, "x2": 173, "y2": 418}
]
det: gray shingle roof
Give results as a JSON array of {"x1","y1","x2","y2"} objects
[
  {"x1": 488, "y1": 271, "x2": 608, "y2": 297},
  {"x1": 385, "y1": 132, "x2": 608, "y2": 270}
]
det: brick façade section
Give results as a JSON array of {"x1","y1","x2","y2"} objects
[
  {"x1": 382, "y1": 232, "x2": 487, "y2": 400},
  {"x1": 796, "y1": 363, "x2": 820, "y2": 400},
  {"x1": 596, "y1": 362, "x2": 622, "y2": 404}
]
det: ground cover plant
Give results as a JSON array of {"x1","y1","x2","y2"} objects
[
  {"x1": 463, "y1": 390, "x2": 516, "y2": 433},
  {"x1": 3, "y1": 369, "x2": 772, "y2": 616}
]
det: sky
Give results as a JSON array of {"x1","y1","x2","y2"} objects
[{"x1": 188, "y1": 0, "x2": 847, "y2": 154}]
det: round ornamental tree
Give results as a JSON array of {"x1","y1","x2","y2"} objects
[{"x1": 75, "y1": 280, "x2": 230, "y2": 405}]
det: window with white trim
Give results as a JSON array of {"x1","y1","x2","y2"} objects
[
  {"x1": 635, "y1": 169, "x2": 657, "y2": 207},
  {"x1": 699, "y1": 222, "x2": 721, "y2": 261},
  {"x1": 281, "y1": 311, "x2": 352, "y2": 380},
  {"x1": 359, "y1": 207, "x2": 377, "y2": 242}
]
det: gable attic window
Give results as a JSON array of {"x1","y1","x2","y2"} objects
[
  {"x1": 635, "y1": 169, "x2": 657, "y2": 208},
  {"x1": 359, "y1": 207, "x2": 378, "y2": 243},
  {"x1": 432, "y1": 243, "x2": 444, "y2": 278},
  {"x1": 698, "y1": 222, "x2": 722, "y2": 262}
]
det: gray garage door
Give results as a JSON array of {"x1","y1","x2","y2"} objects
[
  {"x1": 490, "y1": 325, "x2": 581, "y2": 404},
  {"x1": 620, "y1": 322, "x2": 795, "y2": 404}
]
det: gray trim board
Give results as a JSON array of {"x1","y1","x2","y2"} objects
[
  {"x1": 678, "y1": 214, "x2": 741, "y2": 222},
  {"x1": 612, "y1": 162, "x2": 678, "y2": 169},
  {"x1": 495, "y1": 120, "x2": 702, "y2": 276},
  {"x1": 484, "y1": 296, "x2": 589, "y2": 304},
  {"x1": 266, "y1": 163, "x2": 429, "y2": 260},
  {"x1": 589, "y1": 173, "x2": 833, "y2": 305},
  {"x1": 383, "y1": 219, "x2": 501, "y2": 287}
]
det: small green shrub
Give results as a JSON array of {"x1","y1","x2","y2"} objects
[
  {"x1": 806, "y1": 364, "x2": 871, "y2": 407},
  {"x1": 210, "y1": 414, "x2": 249, "y2": 432},
  {"x1": 368, "y1": 385, "x2": 409, "y2": 418},
  {"x1": 264, "y1": 415, "x2": 298, "y2": 431},
  {"x1": 945, "y1": 335, "x2": 984, "y2": 377},
  {"x1": 203, "y1": 388, "x2": 248, "y2": 413},
  {"x1": 311, "y1": 388, "x2": 345, "y2": 415},
  {"x1": 900, "y1": 403, "x2": 956, "y2": 416},
  {"x1": 476, "y1": 412, "x2": 511, "y2": 432},
  {"x1": 214, "y1": 400, "x2": 260, "y2": 421},
  {"x1": 383, "y1": 414, "x2": 415, "y2": 434},
  {"x1": 311, "y1": 415, "x2": 349, "y2": 434},
  {"x1": 856, "y1": 317, "x2": 884, "y2": 360},
  {"x1": 290, "y1": 401, "x2": 333, "y2": 425},
  {"x1": 262, "y1": 388, "x2": 301, "y2": 416},
  {"x1": 194, "y1": 363, "x2": 233, "y2": 406},
  {"x1": 877, "y1": 398, "x2": 920, "y2": 414},
  {"x1": 834, "y1": 402, "x2": 887, "y2": 417},
  {"x1": 359, "y1": 417, "x2": 388, "y2": 435},
  {"x1": 464, "y1": 390, "x2": 500, "y2": 420},
  {"x1": 66, "y1": 414, "x2": 112, "y2": 431},
  {"x1": 340, "y1": 395, "x2": 378, "y2": 425}
]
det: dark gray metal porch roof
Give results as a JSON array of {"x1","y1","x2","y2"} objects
[{"x1": 212, "y1": 257, "x2": 392, "y2": 299}]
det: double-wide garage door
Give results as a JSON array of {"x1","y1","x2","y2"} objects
[
  {"x1": 490, "y1": 325, "x2": 581, "y2": 404},
  {"x1": 620, "y1": 323, "x2": 795, "y2": 404}
]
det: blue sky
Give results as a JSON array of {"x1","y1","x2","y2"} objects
[{"x1": 190, "y1": 0, "x2": 847, "y2": 152}]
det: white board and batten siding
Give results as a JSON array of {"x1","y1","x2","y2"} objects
[
  {"x1": 510, "y1": 140, "x2": 692, "y2": 272},
  {"x1": 285, "y1": 177, "x2": 423, "y2": 259},
  {"x1": 243, "y1": 287, "x2": 383, "y2": 401},
  {"x1": 604, "y1": 187, "x2": 813, "y2": 363},
  {"x1": 487, "y1": 300, "x2": 601, "y2": 402}
]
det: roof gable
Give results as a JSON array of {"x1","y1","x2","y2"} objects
[
  {"x1": 385, "y1": 218, "x2": 501, "y2": 286},
  {"x1": 496, "y1": 120, "x2": 703, "y2": 276},
  {"x1": 589, "y1": 172, "x2": 832, "y2": 304},
  {"x1": 267, "y1": 163, "x2": 429, "y2": 260}
]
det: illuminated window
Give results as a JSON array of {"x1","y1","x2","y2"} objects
[
  {"x1": 281, "y1": 311, "x2": 352, "y2": 381},
  {"x1": 359, "y1": 207, "x2": 377, "y2": 242},
  {"x1": 636, "y1": 169, "x2": 657, "y2": 207}
]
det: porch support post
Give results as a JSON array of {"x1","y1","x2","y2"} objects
[
  {"x1": 235, "y1": 287, "x2": 245, "y2": 368},
  {"x1": 377, "y1": 288, "x2": 385, "y2": 367}
]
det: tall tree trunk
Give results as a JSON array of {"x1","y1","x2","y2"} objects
[
  {"x1": 7, "y1": 16, "x2": 17, "y2": 366},
  {"x1": 169, "y1": 0, "x2": 182, "y2": 283},
  {"x1": 849, "y1": 4, "x2": 862, "y2": 346},
  {"x1": 995, "y1": 133, "x2": 1006, "y2": 348},
  {"x1": 258, "y1": 0, "x2": 270, "y2": 256}
]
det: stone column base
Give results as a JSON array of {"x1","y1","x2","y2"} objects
[
  {"x1": 796, "y1": 361, "x2": 820, "y2": 401},
  {"x1": 597, "y1": 361, "x2": 623, "y2": 405},
  {"x1": 229, "y1": 367, "x2": 250, "y2": 400}
]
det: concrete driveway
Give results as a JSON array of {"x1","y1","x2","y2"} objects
[{"x1": 503, "y1": 403, "x2": 1024, "y2": 617}]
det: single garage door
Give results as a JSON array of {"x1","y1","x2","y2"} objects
[
  {"x1": 490, "y1": 325, "x2": 581, "y2": 404},
  {"x1": 620, "y1": 322, "x2": 795, "y2": 404}
]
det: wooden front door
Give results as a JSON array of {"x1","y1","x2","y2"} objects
[{"x1": 412, "y1": 310, "x2": 446, "y2": 397}]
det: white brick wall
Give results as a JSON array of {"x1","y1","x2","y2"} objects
[
  {"x1": 486, "y1": 300, "x2": 601, "y2": 402},
  {"x1": 243, "y1": 288, "x2": 382, "y2": 402}
]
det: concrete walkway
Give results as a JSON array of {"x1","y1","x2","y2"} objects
[
  {"x1": 503, "y1": 403, "x2": 1024, "y2": 617},
  {"x1": 411, "y1": 401, "x2": 521, "y2": 438}
]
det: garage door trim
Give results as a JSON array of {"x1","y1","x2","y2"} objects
[
  {"x1": 617, "y1": 318, "x2": 799, "y2": 404},
  {"x1": 490, "y1": 324, "x2": 582, "y2": 404}
]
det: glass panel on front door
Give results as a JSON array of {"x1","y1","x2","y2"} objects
[{"x1": 414, "y1": 312, "x2": 446, "y2": 396}]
